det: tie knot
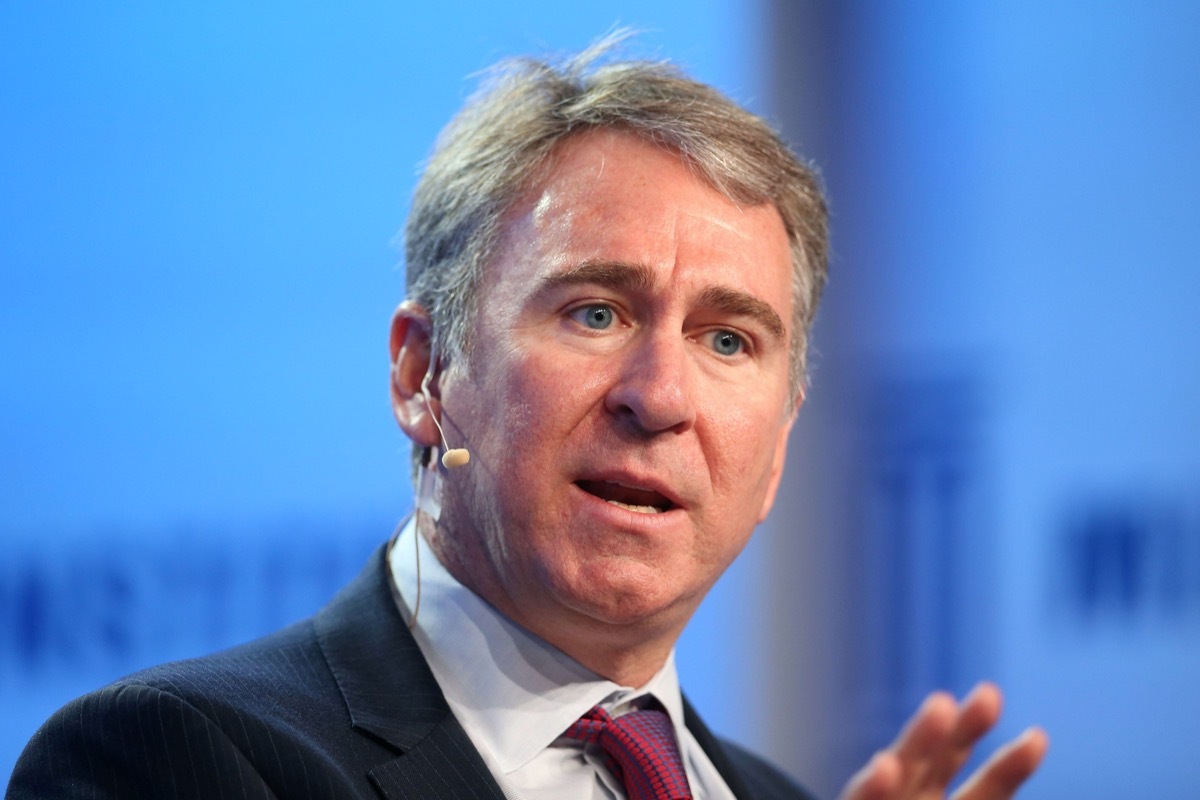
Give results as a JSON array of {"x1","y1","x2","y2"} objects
[{"x1": 565, "y1": 705, "x2": 692, "y2": 800}]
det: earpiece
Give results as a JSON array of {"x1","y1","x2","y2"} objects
[{"x1": 419, "y1": 369, "x2": 470, "y2": 469}]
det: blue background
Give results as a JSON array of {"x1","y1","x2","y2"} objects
[{"x1": 4, "y1": 3, "x2": 1200, "y2": 796}]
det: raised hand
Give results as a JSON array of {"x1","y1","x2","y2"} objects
[{"x1": 839, "y1": 683, "x2": 1048, "y2": 800}]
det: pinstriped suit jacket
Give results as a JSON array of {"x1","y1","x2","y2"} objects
[{"x1": 7, "y1": 544, "x2": 815, "y2": 800}]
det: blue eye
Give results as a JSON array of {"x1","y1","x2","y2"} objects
[
  {"x1": 711, "y1": 330, "x2": 743, "y2": 356},
  {"x1": 575, "y1": 305, "x2": 614, "y2": 330}
]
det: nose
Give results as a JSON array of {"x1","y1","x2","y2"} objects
[{"x1": 604, "y1": 330, "x2": 696, "y2": 434}]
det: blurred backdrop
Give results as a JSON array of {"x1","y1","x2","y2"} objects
[{"x1": 3, "y1": 2, "x2": 1199, "y2": 796}]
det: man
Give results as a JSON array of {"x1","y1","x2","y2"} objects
[{"x1": 8, "y1": 41, "x2": 1046, "y2": 800}]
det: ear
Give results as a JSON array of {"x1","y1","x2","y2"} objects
[
  {"x1": 756, "y1": 392, "x2": 803, "y2": 523},
  {"x1": 389, "y1": 302, "x2": 441, "y2": 448}
]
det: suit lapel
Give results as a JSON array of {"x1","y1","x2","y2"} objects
[
  {"x1": 314, "y1": 542, "x2": 506, "y2": 800},
  {"x1": 313, "y1": 541, "x2": 763, "y2": 800},
  {"x1": 367, "y1": 721, "x2": 507, "y2": 800}
]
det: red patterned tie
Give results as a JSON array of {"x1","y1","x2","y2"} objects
[{"x1": 565, "y1": 705, "x2": 693, "y2": 800}]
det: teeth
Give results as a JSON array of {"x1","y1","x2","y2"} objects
[{"x1": 605, "y1": 499, "x2": 663, "y2": 514}]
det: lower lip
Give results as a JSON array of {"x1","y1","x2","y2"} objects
[{"x1": 570, "y1": 483, "x2": 686, "y2": 532}]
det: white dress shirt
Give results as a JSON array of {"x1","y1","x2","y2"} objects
[{"x1": 388, "y1": 518, "x2": 736, "y2": 800}]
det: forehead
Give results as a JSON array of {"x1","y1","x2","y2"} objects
[{"x1": 490, "y1": 129, "x2": 793, "y2": 315}]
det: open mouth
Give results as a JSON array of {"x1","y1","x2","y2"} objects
[{"x1": 575, "y1": 480, "x2": 676, "y2": 514}]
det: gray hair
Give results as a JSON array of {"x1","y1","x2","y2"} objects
[{"x1": 403, "y1": 38, "x2": 828, "y2": 460}]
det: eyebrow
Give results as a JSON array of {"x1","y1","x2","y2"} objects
[
  {"x1": 536, "y1": 259, "x2": 787, "y2": 343},
  {"x1": 537, "y1": 259, "x2": 657, "y2": 293},
  {"x1": 698, "y1": 285, "x2": 786, "y2": 342}
]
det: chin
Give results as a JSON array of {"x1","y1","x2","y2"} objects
[{"x1": 553, "y1": 561, "x2": 697, "y2": 628}]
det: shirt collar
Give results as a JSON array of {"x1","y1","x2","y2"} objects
[{"x1": 387, "y1": 517, "x2": 689, "y2": 775}]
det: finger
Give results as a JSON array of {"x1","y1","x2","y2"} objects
[
  {"x1": 952, "y1": 727, "x2": 1050, "y2": 800},
  {"x1": 838, "y1": 750, "x2": 902, "y2": 800},
  {"x1": 839, "y1": 693, "x2": 958, "y2": 800},
  {"x1": 892, "y1": 691, "x2": 958, "y2": 764},
  {"x1": 927, "y1": 682, "x2": 1004, "y2": 786},
  {"x1": 864, "y1": 691, "x2": 957, "y2": 794},
  {"x1": 951, "y1": 682, "x2": 1003, "y2": 746}
]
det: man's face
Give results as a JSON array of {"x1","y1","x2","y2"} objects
[{"x1": 433, "y1": 128, "x2": 797, "y2": 646}]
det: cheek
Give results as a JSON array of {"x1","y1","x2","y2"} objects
[
  {"x1": 503, "y1": 348, "x2": 613, "y2": 436},
  {"x1": 700, "y1": 400, "x2": 788, "y2": 520},
  {"x1": 461, "y1": 343, "x2": 541, "y2": 440},
  {"x1": 705, "y1": 401, "x2": 771, "y2": 474}
]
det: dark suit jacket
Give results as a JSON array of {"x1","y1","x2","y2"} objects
[{"x1": 7, "y1": 544, "x2": 815, "y2": 799}]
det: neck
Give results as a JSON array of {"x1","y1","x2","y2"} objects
[
  {"x1": 544, "y1": 622, "x2": 676, "y2": 688},
  {"x1": 503, "y1": 602, "x2": 679, "y2": 688}
]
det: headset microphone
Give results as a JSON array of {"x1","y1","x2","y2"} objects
[
  {"x1": 420, "y1": 370, "x2": 470, "y2": 469},
  {"x1": 440, "y1": 446, "x2": 470, "y2": 469}
]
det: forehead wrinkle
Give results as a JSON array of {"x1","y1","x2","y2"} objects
[{"x1": 678, "y1": 206, "x2": 751, "y2": 239}]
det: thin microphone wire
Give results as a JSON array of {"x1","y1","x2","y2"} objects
[
  {"x1": 406, "y1": 372, "x2": 443, "y2": 631},
  {"x1": 408, "y1": 465, "x2": 431, "y2": 631},
  {"x1": 421, "y1": 371, "x2": 470, "y2": 468},
  {"x1": 420, "y1": 370, "x2": 454, "y2": 454},
  {"x1": 410, "y1": 362, "x2": 463, "y2": 630}
]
